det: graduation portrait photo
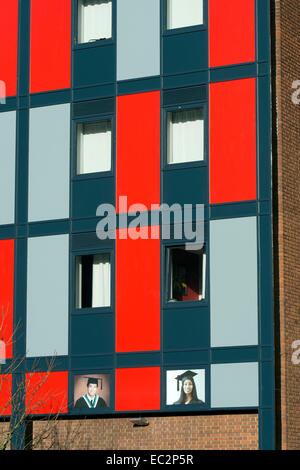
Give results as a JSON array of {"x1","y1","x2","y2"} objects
[
  {"x1": 166, "y1": 369, "x2": 205, "y2": 406},
  {"x1": 74, "y1": 374, "x2": 110, "y2": 410}
]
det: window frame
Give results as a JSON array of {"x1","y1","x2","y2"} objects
[
  {"x1": 71, "y1": 246, "x2": 114, "y2": 315},
  {"x1": 72, "y1": 113, "x2": 115, "y2": 180},
  {"x1": 74, "y1": 0, "x2": 115, "y2": 49},
  {"x1": 163, "y1": 101, "x2": 208, "y2": 170},
  {"x1": 163, "y1": 239, "x2": 208, "y2": 309},
  {"x1": 162, "y1": 0, "x2": 207, "y2": 36}
]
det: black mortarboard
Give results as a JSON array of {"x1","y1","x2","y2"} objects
[
  {"x1": 84, "y1": 377, "x2": 103, "y2": 390},
  {"x1": 175, "y1": 370, "x2": 197, "y2": 391}
]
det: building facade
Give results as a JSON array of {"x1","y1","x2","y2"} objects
[{"x1": 0, "y1": 0, "x2": 299, "y2": 450}]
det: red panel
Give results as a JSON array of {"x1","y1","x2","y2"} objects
[
  {"x1": 30, "y1": 0, "x2": 71, "y2": 93},
  {"x1": 0, "y1": 240, "x2": 14, "y2": 359},
  {"x1": 115, "y1": 367, "x2": 160, "y2": 411},
  {"x1": 116, "y1": 91, "x2": 160, "y2": 213},
  {"x1": 0, "y1": 0, "x2": 18, "y2": 97},
  {"x1": 209, "y1": 0, "x2": 255, "y2": 67},
  {"x1": 210, "y1": 78, "x2": 257, "y2": 204},
  {"x1": 116, "y1": 227, "x2": 160, "y2": 353},
  {"x1": 0, "y1": 374, "x2": 12, "y2": 415},
  {"x1": 25, "y1": 371, "x2": 68, "y2": 415}
]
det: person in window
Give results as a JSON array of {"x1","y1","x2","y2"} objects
[
  {"x1": 173, "y1": 370, "x2": 204, "y2": 405},
  {"x1": 75, "y1": 377, "x2": 107, "y2": 409}
]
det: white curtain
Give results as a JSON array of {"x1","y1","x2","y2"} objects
[
  {"x1": 167, "y1": 0, "x2": 203, "y2": 29},
  {"x1": 79, "y1": 0, "x2": 112, "y2": 43},
  {"x1": 167, "y1": 108, "x2": 204, "y2": 164},
  {"x1": 92, "y1": 254, "x2": 111, "y2": 307},
  {"x1": 77, "y1": 120, "x2": 111, "y2": 174}
]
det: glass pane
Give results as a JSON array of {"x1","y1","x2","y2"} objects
[
  {"x1": 77, "y1": 120, "x2": 111, "y2": 174},
  {"x1": 78, "y1": 0, "x2": 112, "y2": 44},
  {"x1": 167, "y1": 246, "x2": 205, "y2": 302},
  {"x1": 167, "y1": 108, "x2": 204, "y2": 164},
  {"x1": 167, "y1": 0, "x2": 203, "y2": 30}
]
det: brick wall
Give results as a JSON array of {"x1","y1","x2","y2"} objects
[
  {"x1": 32, "y1": 414, "x2": 258, "y2": 450},
  {"x1": 272, "y1": 0, "x2": 300, "y2": 451}
]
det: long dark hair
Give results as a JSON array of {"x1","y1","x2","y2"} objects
[{"x1": 175, "y1": 377, "x2": 200, "y2": 404}]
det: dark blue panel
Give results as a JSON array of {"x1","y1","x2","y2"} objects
[
  {"x1": 71, "y1": 217, "x2": 102, "y2": 233},
  {"x1": 259, "y1": 215, "x2": 274, "y2": 346},
  {"x1": 0, "y1": 225, "x2": 15, "y2": 239},
  {"x1": 74, "y1": 44, "x2": 115, "y2": 88},
  {"x1": 260, "y1": 361, "x2": 274, "y2": 408},
  {"x1": 163, "y1": 307, "x2": 209, "y2": 351},
  {"x1": 19, "y1": 96, "x2": 29, "y2": 108},
  {"x1": 29, "y1": 89, "x2": 72, "y2": 108},
  {"x1": 163, "y1": 167, "x2": 208, "y2": 207},
  {"x1": 210, "y1": 201, "x2": 258, "y2": 220},
  {"x1": 17, "y1": 0, "x2": 30, "y2": 97},
  {"x1": 28, "y1": 220, "x2": 70, "y2": 237},
  {"x1": 71, "y1": 232, "x2": 113, "y2": 251},
  {"x1": 163, "y1": 350, "x2": 209, "y2": 365},
  {"x1": 16, "y1": 108, "x2": 29, "y2": 225},
  {"x1": 72, "y1": 177, "x2": 115, "y2": 219},
  {"x1": 0, "y1": 97, "x2": 17, "y2": 113},
  {"x1": 163, "y1": 31, "x2": 208, "y2": 76},
  {"x1": 210, "y1": 63, "x2": 256, "y2": 83},
  {"x1": 259, "y1": 201, "x2": 271, "y2": 216},
  {"x1": 163, "y1": 85, "x2": 207, "y2": 106},
  {"x1": 25, "y1": 357, "x2": 69, "y2": 372},
  {"x1": 71, "y1": 314, "x2": 114, "y2": 355},
  {"x1": 259, "y1": 408, "x2": 275, "y2": 450},
  {"x1": 211, "y1": 347, "x2": 259, "y2": 364},
  {"x1": 261, "y1": 346, "x2": 273, "y2": 361},
  {"x1": 258, "y1": 75, "x2": 271, "y2": 201},
  {"x1": 71, "y1": 355, "x2": 114, "y2": 370},
  {"x1": 117, "y1": 352, "x2": 161, "y2": 368},
  {"x1": 257, "y1": 0, "x2": 270, "y2": 63},
  {"x1": 258, "y1": 63, "x2": 269, "y2": 76},
  {"x1": 163, "y1": 71, "x2": 208, "y2": 90},
  {"x1": 73, "y1": 97, "x2": 114, "y2": 118},
  {"x1": 117, "y1": 76, "x2": 161, "y2": 95},
  {"x1": 73, "y1": 84, "x2": 115, "y2": 102},
  {"x1": 16, "y1": 224, "x2": 27, "y2": 238}
]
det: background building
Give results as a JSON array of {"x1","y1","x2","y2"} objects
[{"x1": 0, "y1": 0, "x2": 299, "y2": 450}]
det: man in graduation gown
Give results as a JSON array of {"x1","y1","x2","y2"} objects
[{"x1": 75, "y1": 377, "x2": 107, "y2": 409}]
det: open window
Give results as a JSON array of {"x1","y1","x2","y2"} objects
[
  {"x1": 76, "y1": 120, "x2": 112, "y2": 175},
  {"x1": 167, "y1": 0, "x2": 203, "y2": 30},
  {"x1": 167, "y1": 108, "x2": 204, "y2": 164},
  {"x1": 166, "y1": 245, "x2": 206, "y2": 302},
  {"x1": 78, "y1": 0, "x2": 112, "y2": 44},
  {"x1": 75, "y1": 253, "x2": 111, "y2": 308}
]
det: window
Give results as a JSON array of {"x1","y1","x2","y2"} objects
[
  {"x1": 167, "y1": 0, "x2": 203, "y2": 30},
  {"x1": 76, "y1": 120, "x2": 112, "y2": 174},
  {"x1": 75, "y1": 253, "x2": 111, "y2": 308},
  {"x1": 78, "y1": 0, "x2": 112, "y2": 44},
  {"x1": 167, "y1": 108, "x2": 204, "y2": 164},
  {"x1": 166, "y1": 245, "x2": 206, "y2": 302}
]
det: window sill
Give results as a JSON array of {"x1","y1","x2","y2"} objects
[
  {"x1": 163, "y1": 24, "x2": 206, "y2": 37},
  {"x1": 72, "y1": 170, "x2": 114, "y2": 181},
  {"x1": 74, "y1": 37, "x2": 114, "y2": 51},
  {"x1": 163, "y1": 299, "x2": 208, "y2": 310},
  {"x1": 163, "y1": 160, "x2": 207, "y2": 171},
  {"x1": 72, "y1": 306, "x2": 113, "y2": 315}
]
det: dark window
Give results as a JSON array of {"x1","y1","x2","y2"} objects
[{"x1": 167, "y1": 245, "x2": 206, "y2": 302}]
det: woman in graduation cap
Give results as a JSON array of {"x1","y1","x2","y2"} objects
[
  {"x1": 75, "y1": 377, "x2": 108, "y2": 409},
  {"x1": 173, "y1": 370, "x2": 204, "y2": 405}
]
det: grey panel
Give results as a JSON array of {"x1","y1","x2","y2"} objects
[
  {"x1": 0, "y1": 111, "x2": 16, "y2": 225},
  {"x1": 28, "y1": 104, "x2": 70, "y2": 222},
  {"x1": 211, "y1": 362, "x2": 259, "y2": 408},
  {"x1": 210, "y1": 217, "x2": 258, "y2": 347},
  {"x1": 26, "y1": 235, "x2": 69, "y2": 357},
  {"x1": 117, "y1": 0, "x2": 160, "y2": 80}
]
